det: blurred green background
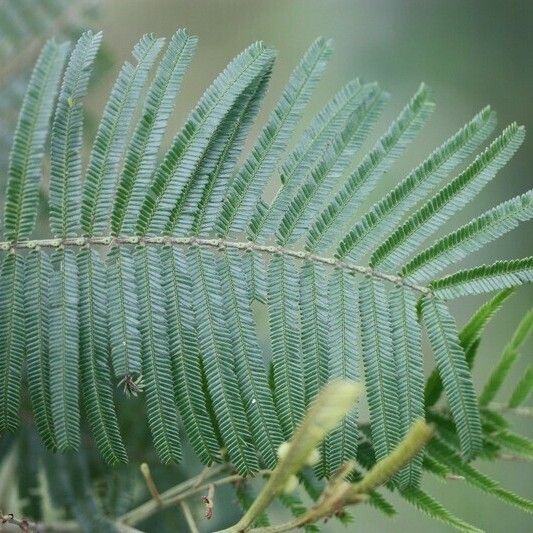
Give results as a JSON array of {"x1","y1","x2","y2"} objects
[
  {"x1": 4, "y1": 0, "x2": 533, "y2": 531},
  {"x1": 89, "y1": 1, "x2": 532, "y2": 531}
]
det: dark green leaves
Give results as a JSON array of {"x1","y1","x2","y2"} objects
[
  {"x1": 49, "y1": 250, "x2": 80, "y2": 451},
  {"x1": 0, "y1": 253, "x2": 25, "y2": 431},
  {"x1": 4, "y1": 39, "x2": 68, "y2": 241},
  {"x1": 422, "y1": 297, "x2": 481, "y2": 459},
  {"x1": 134, "y1": 245, "x2": 181, "y2": 463},
  {"x1": 50, "y1": 31, "x2": 102, "y2": 238}
]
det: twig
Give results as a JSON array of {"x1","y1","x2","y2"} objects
[
  {"x1": 202, "y1": 484, "x2": 215, "y2": 520},
  {"x1": 140, "y1": 463, "x2": 162, "y2": 505},
  {"x1": 0, "y1": 236, "x2": 431, "y2": 295},
  {"x1": 180, "y1": 502, "x2": 200, "y2": 533}
]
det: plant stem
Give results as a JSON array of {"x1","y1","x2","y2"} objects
[{"x1": 0, "y1": 236, "x2": 431, "y2": 295}]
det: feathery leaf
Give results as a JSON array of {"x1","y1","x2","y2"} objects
[
  {"x1": 404, "y1": 190, "x2": 533, "y2": 283},
  {"x1": 4, "y1": 39, "x2": 68, "y2": 241},
  {"x1": 49, "y1": 249, "x2": 80, "y2": 451},
  {"x1": 374, "y1": 124, "x2": 526, "y2": 271},
  {"x1": 358, "y1": 278, "x2": 400, "y2": 461},
  {"x1": 422, "y1": 296, "x2": 481, "y2": 458},
  {"x1": 112, "y1": 29, "x2": 198, "y2": 235},
  {"x1": 217, "y1": 37, "x2": 332, "y2": 236},
  {"x1": 307, "y1": 83, "x2": 434, "y2": 253},
  {"x1": 0, "y1": 253, "x2": 25, "y2": 432},
  {"x1": 81, "y1": 34, "x2": 164, "y2": 236},
  {"x1": 50, "y1": 31, "x2": 102, "y2": 238}
]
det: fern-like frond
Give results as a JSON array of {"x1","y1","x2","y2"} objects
[
  {"x1": 187, "y1": 246, "x2": 258, "y2": 474},
  {"x1": 136, "y1": 42, "x2": 274, "y2": 235},
  {"x1": 358, "y1": 278, "x2": 400, "y2": 461},
  {"x1": 338, "y1": 106, "x2": 496, "y2": 262},
  {"x1": 0, "y1": 253, "x2": 25, "y2": 432},
  {"x1": 219, "y1": 248, "x2": 284, "y2": 468},
  {"x1": 49, "y1": 31, "x2": 102, "y2": 238},
  {"x1": 400, "y1": 486, "x2": 482, "y2": 532},
  {"x1": 3, "y1": 39, "x2": 68, "y2": 241},
  {"x1": 373, "y1": 124, "x2": 526, "y2": 271},
  {"x1": 158, "y1": 246, "x2": 220, "y2": 464},
  {"x1": 428, "y1": 438, "x2": 533, "y2": 513},
  {"x1": 24, "y1": 250, "x2": 56, "y2": 449},
  {"x1": 508, "y1": 365, "x2": 533, "y2": 408},
  {"x1": 323, "y1": 268, "x2": 359, "y2": 477},
  {"x1": 268, "y1": 254, "x2": 305, "y2": 439},
  {"x1": 430, "y1": 258, "x2": 533, "y2": 299},
  {"x1": 77, "y1": 248, "x2": 127, "y2": 464},
  {"x1": 479, "y1": 308, "x2": 533, "y2": 406},
  {"x1": 425, "y1": 288, "x2": 513, "y2": 408},
  {"x1": 422, "y1": 296, "x2": 481, "y2": 458},
  {"x1": 111, "y1": 29, "x2": 198, "y2": 235},
  {"x1": 390, "y1": 285, "x2": 424, "y2": 488},
  {"x1": 216, "y1": 37, "x2": 332, "y2": 236},
  {"x1": 404, "y1": 190, "x2": 533, "y2": 282},
  {"x1": 81, "y1": 34, "x2": 164, "y2": 236},
  {"x1": 106, "y1": 247, "x2": 142, "y2": 378},
  {"x1": 1, "y1": 32, "x2": 532, "y2": 510},
  {"x1": 49, "y1": 249, "x2": 80, "y2": 451},
  {"x1": 134, "y1": 245, "x2": 181, "y2": 464},
  {"x1": 307, "y1": 83, "x2": 434, "y2": 253},
  {"x1": 276, "y1": 88, "x2": 386, "y2": 245},
  {"x1": 248, "y1": 80, "x2": 379, "y2": 241}
]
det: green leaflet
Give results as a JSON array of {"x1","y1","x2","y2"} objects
[
  {"x1": 50, "y1": 31, "x2": 102, "y2": 238},
  {"x1": 276, "y1": 88, "x2": 386, "y2": 245},
  {"x1": 77, "y1": 249, "x2": 127, "y2": 465},
  {"x1": 0, "y1": 253, "x2": 25, "y2": 432},
  {"x1": 166, "y1": 67, "x2": 272, "y2": 236},
  {"x1": 107, "y1": 247, "x2": 142, "y2": 378},
  {"x1": 244, "y1": 249, "x2": 268, "y2": 304},
  {"x1": 422, "y1": 297, "x2": 482, "y2": 459},
  {"x1": 404, "y1": 190, "x2": 533, "y2": 283},
  {"x1": 374, "y1": 124, "x2": 525, "y2": 272},
  {"x1": 49, "y1": 249, "x2": 80, "y2": 451},
  {"x1": 428, "y1": 438, "x2": 533, "y2": 513},
  {"x1": 425, "y1": 288, "x2": 513, "y2": 408},
  {"x1": 299, "y1": 261, "x2": 330, "y2": 407},
  {"x1": 248, "y1": 80, "x2": 379, "y2": 241},
  {"x1": 323, "y1": 268, "x2": 359, "y2": 477},
  {"x1": 112, "y1": 29, "x2": 198, "y2": 235},
  {"x1": 358, "y1": 278, "x2": 400, "y2": 461},
  {"x1": 4, "y1": 39, "x2": 68, "y2": 241},
  {"x1": 480, "y1": 308, "x2": 533, "y2": 406},
  {"x1": 508, "y1": 364, "x2": 533, "y2": 408},
  {"x1": 192, "y1": 70, "x2": 270, "y2": 235},
  {"x1": 217, "y1": 37, "x2": 332, "y2": 236},
  {"x1": 400, "y1": 486, "x2": 482, "y2": 533},
  {"x1": 218, "y1": 248, "x2": 284, "y2": 469},
  {"x1": 24, "y1": 250, "x2": 56, "y2": 450},
  {"x1": 390, "y1": 285, "x2": 424, "y2": 488},
  {"x1": 339, "y1": 106, "x2": 496, "y2": 262},
  {"x1": 307, "y1": 83, "x2": 434, "y2": 253},
  {"x1": 268, "y1": 254, "x2": 305, "y2": 439},
  {"x1": 81, "y1": 34, "x2": 164, "y2": 236},
  {"x1": 134, "y1": 245, "x2": 182, "y2": 464},
  {"x1": 158, "y1": 246, "x2": 220, "y2": 464},
  {"x1": 136, "y1": 42, "x2": 275, "y2": 235},
  {"x1": 430, "y1": 258, "x2": 533, "y2": 299},
  {"x1": 187, "y1": 246, "x2": 258, "y2": 474}
]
